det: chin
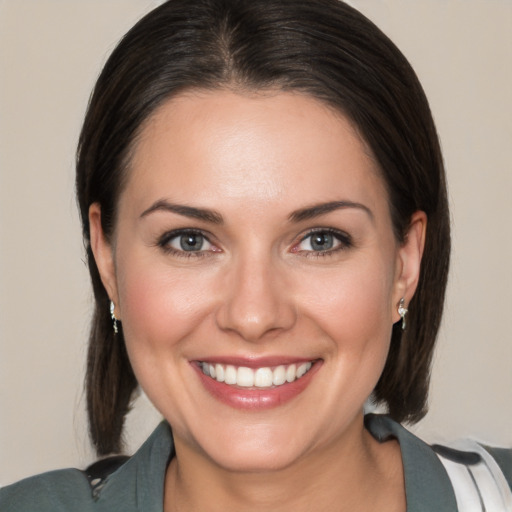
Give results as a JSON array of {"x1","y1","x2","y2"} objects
[
  {"x1": 189, "y1": 420, "x2": 313, "y2": 473},
  {"x1": 208, "y1": 439, "x2": 305, "y2": 473}
]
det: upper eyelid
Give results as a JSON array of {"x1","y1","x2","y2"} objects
[
  {"x1": 159, "y1": 227, "x2": 214, "y2": 242},
  {"x1": 298, "y1": 227, "x2": 351, "y2": 242}
]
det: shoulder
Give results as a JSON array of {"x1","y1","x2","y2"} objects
[
  {"x1": 434, "y1": 441, "x2": 512, "y2": 489},
  {"x1": 0, "y1": 468, "x2": 93, "y2": 512},
  {"x1": 365, "y1": 413, "x2": 458, "y2": 511},
  {"x1": 365, "y1": 414, "x2": 512, "y2": 510},
  {"x1": 432, "y1": 440, "x2": 512, "y2": 510},
  {"x1": 0, "y1": 421, "x2": 174, "y2": 512}
]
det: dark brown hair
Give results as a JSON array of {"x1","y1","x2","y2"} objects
[{"x1": 76, "y1": 0, "x2": 450, "y2": 455}]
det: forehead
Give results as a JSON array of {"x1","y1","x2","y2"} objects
[{"x1": 124, "y1": 89, "x2": 388, "y2": 218}]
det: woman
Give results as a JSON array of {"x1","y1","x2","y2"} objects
[{"x1": 1, "y1": 0, "x2": 510, "y2": 510}]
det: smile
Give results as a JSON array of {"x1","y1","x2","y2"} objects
[{"x1": 200, "y1": 361, "x2": 314, "y2": 388}]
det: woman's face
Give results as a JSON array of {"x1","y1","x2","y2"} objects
[{"x1": 91, "y1": 90, "x2": 424, "y2": 472}]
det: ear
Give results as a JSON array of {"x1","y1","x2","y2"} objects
[
  {"x1": 392, "y1": 210, "x2": 427, "y2": 323},
  {"x1": 89, "y1": 203, "x2": 120, "y2": 318}
]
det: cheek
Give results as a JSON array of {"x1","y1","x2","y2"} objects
[
  {"x1": 294, "y1": 255, "x2": 396, "y2": 353},
  {"x1": 116, "y1": 253, "x2": 216, "y2": 358}
]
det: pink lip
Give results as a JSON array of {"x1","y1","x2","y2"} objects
[{"x1": 193, "y1": 359, "x2": 322, "y2": 410}]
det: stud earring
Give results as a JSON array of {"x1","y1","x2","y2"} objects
[
  {"x1": 398, "y1": 298, "x2": 408, "y2": 331},
  {"x1": 110, "y1": 300, "x2": 119, "y2": 334}
]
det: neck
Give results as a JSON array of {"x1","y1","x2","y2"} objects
[{"x1": 164, "y1": 414, "x2": 406, "y2": 512}]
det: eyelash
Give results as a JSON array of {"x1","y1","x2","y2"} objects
[
  {"x1": 156, "y1": 228, "x2": 353, "y2": 259},
  {"x1": 157, "y1": 229, "x2": 217, "y2": 259},
  {"x1": 292, "y1": 228, "x2": 353, "y2": 258}
]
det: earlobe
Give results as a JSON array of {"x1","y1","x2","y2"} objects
[
  {"x1": 89, "y1": 203, "x2": 119, "y2": 313},
  {"x1": 393, "y1": 211, "x2": 427, "y2": 322}
]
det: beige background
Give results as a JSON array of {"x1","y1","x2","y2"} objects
[{"x1": 0, "y1": 0, "x2": 510, "y2": 486}]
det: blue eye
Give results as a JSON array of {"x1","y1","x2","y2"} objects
[
  {"x1": 308, "y1": 232, "x2": 335, "y2": 251},
  {"x1": 160, "y1": 230, "x2": 214, "y2": 254},
  {"x1": 176, "y1": 233, "x2": 207, "y2": 251},
  {"x1": 296, "y1": 230, "x2": 351, "y2": 253}
]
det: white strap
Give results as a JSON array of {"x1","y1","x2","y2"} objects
[
  {"x1": 437, "y1": 455, "x2": 484, "y2": 511},
  {"x1": 436, "y1": 440, "x2": 512, "y2": 512}
]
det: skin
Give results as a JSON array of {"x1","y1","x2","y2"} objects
[{"x1": 90, "y1": 90, "x2": 426, "y2": 511}]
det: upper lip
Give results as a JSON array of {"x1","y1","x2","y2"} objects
[{"x1": 193, "y1": 356, "x2": 319, "y2": 369}]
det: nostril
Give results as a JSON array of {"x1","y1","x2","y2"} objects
[{"x1": 215, "y1": 295, "x2": 297, "y2": 342}]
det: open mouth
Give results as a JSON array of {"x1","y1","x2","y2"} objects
[{"x1": 199, "y1": 361, "x2": 315, "y2": 389}]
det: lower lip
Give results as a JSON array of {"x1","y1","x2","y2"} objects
[{"x1": 193, "y1": 362, "x2": 321, "y2": 410}]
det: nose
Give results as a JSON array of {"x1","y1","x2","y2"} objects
[{"x1": 215, "y1": 254, "x2": 297, "y2": 342}]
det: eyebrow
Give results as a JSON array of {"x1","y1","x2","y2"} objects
[
  {"x1": 140, "y1": 199, "x2": 372, "y2": 225},
  {"x1": 288, "y1": 201, "x2": 373, "y2": 223},
  {"x1": 140, "y1": 200, "x2": 224, "y2": 224}
]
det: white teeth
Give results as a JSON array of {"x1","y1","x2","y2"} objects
[
  {"x1": 273, "y1": 365, "x2": 286, "y2": 385},
  {"x1": 286, "y1": 364, "x2": 296, "y2": 383},
  {"x1": 200, "y1": 361, "x2": 314, "y2": 389},
  {"x1": 215, "y1": 363, "x2": 225, "y2": 382},
  {"x1": 255, "y1": 367, "x2": 273, "y2": 387},
  {"x1": 297, "y1": 362, "x2": 311, "y2": 378},
  {"x1": 224, "y1": 365, "x2": 237, "y2": 385},
  {"x1": 237, "y1": 367, "x2": 254, "y2": 387}
]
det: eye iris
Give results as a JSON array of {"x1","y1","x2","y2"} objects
[
  {"x1": 180, "y1": 233, "x2": 203, "y2": 251},
  {"x1": 310, "y1": 232, "x2": 334, "y2": 251}
]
